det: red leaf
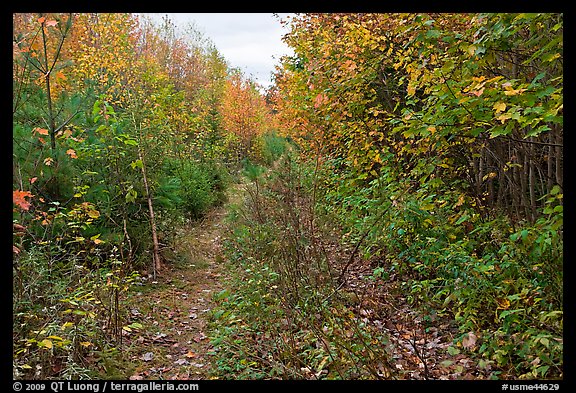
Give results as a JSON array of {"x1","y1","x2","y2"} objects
[
  {"x1": 13, "y1": 223, "x2": 26, "y2": 232},
  {"x1": 13, "y1": 190, "x2": 33, "y2": 211}
]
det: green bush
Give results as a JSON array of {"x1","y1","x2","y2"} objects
[
  {"x1": 317, "y1": 162, "x2": 563, "y2": 379},
  {"x1": 155, "y1": 159, "x2": 229, "y2": 219}
]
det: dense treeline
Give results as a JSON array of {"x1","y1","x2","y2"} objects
[
  {"x1": 210, "y1": 13, "x2": 562, "y2": 380},
  {"x1": 12, "y1": 13, "x2": 275, "y2": 378}
]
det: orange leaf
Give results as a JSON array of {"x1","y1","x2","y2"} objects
[
  {"x1": 185, "y1": 351, "x2": 197, "y2": 358},
  {"x1": 66, "y1": 149, "x2": 77, "y2": 159},
  {"x1": 30, "y1": 177, "x2": 38, "y2": 184},
  {"x1": 471, "y1": 87, "x2": 484, "y2": 97},
  {"x1": 13, "y1": 223, "x2": 26, "y2": 232},
  {"x1": 55, "y1": 71, "x2": 66, "y2": 81},
  {"x1": 37, "y1": 17, "x2": 46, "y2": 24},
  {"x1": 314, "y1": 93, "x2": 327, "y2": 109},
  {"x1": 13, "y1": 190, "x2": 33, "y2": 211},
  {"x1": 45, "y1": 20, "x2": 58, "y2": 27},
  {"x1": 34, "y1": 128, "x2": 49, "y2": 136}
]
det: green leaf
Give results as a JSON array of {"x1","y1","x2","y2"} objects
[
  {"x1": 489, "y1": 126, "x2": 509, "y2": 138},
  {"x1": 550, "y1": 185, "x2": 561, "y2": 195},
  {"x1": 126, "y1": 189, "x2": 137, "y2": 203},
  {"x1": 537, "y1": 365, "x2": 550, "y2": 376},
  {"x1": 123, "y1": 139, "x2": 138, "y2": 146},
  {"x1": 455, "y1": 214, "x2": 470, "y2": 225},
  {"x1": 447, "y1": 346, "x2": 460, "y2": 356},
  {"x1": 130, "y1": 159, "x2": 144, "y2": 170},
  {"x1": 92, "y1": 100, "x2": 101, "y2": 118}
]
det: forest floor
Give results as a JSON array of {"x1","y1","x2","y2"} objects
[
  {"x1": 108, "y1": 177, "x2": 502, "y2": 380},
  {"x1": 113, "y1": 181, "x2": 246, "y2": 380}
]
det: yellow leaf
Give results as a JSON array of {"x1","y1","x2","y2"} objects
[
  {"x1": 80, "y1": 342, "x2": 92, "y2": 348},
  {"x1": 493, "y1": 102, "x2": 506, "y2": 113},
  {"x1": 427, "y1": 126, "x2": 436, "y2": 133},
  {"x1": 497, "y1": 298, "x2": 511, "y2": 310},
  {"x1": 504, "y1": 88, "x2": 526, "y2": 96},
  {"x1": 40, "y1": 339, "x2": 53, "y2": 349},
  {"x1": 87, "y1": 209, "x2": 100, "y2": 219},
  {"x1": 61, "y1": 322, "x2": 74, "y2": 330},
  {"x1": 497, "y1": 113, "x2": 511, "y2": 123},
  {"x1": 407, "y1": 85, "x2": 416, "y2": 96}
]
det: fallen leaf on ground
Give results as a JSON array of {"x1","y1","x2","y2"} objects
[
  {"x1": 140, "y1": 352, "x2": 154, "y2": 362},
  {"x1": 462, "y1": 332, "x2": 477, "y2": 349}
]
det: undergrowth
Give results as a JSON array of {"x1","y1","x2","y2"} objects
[
  {"x1": 208, "y1": 154, "x2": 395, "y2": 379},
  {"x1": 208, "y1": 151, "x2": 562, "y2": 380}
]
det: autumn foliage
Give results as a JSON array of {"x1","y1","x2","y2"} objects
[
  {"x1": 268, "y1": 12, "x2": 562, "y2": 379},
  {"x1": 13, "y1": 13, "x2": 274, "y2": 379},
  {"x1": 13, "y1": 12, "x2": 562, "y2": 381}
]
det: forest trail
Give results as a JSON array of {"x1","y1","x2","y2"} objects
[
  {"x1": 117, "y1": 176, "x2": 490, "y2": 381},
  {"x1": 119, "y1": 181, "x2": 246, "y2": 380}
]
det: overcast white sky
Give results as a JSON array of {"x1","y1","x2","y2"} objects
[{"x1": 142, "y1": 13, "x2": 295, "y2": 91}]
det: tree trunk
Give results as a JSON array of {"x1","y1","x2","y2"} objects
[
  {"x1": 138, "y1": 144, "x2": 161, "y2": 278},
  {"x1": 554, "y1": 126, "x2": 562, "y2": 188}
]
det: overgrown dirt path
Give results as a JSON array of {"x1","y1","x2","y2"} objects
[
  {"x1": 115, "y1": 175, "x2": 485, "y2": 381},
  {"x1": 119, "y1": 182, "x2": 245, "y2": 380}
]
